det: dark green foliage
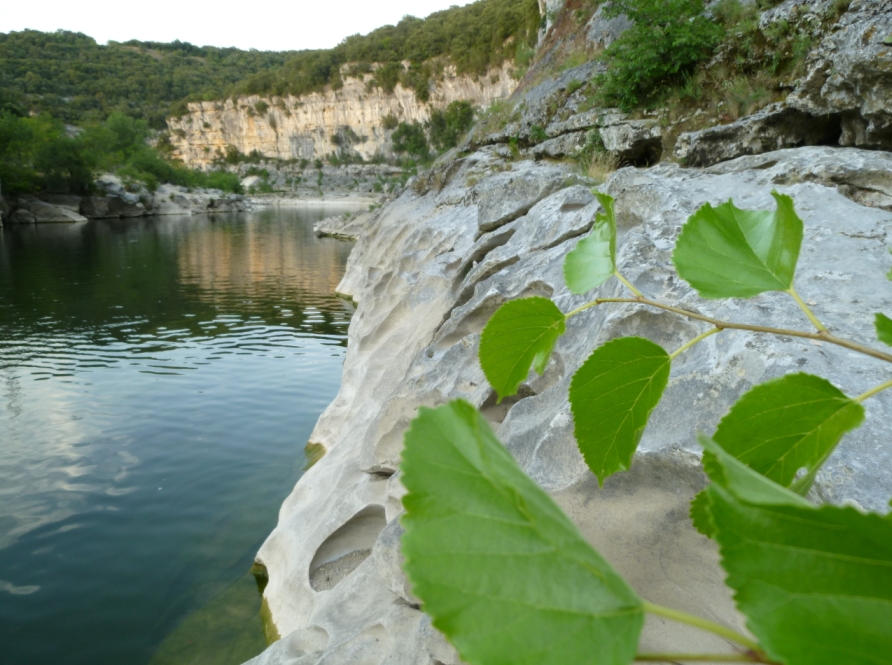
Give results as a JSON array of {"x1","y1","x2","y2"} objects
[
  {"x1": 427, "y1": 101, "x2": 475, "y2": 152},
  {"x1": 232, "y1": 0, "x2": 540, "y2": 99},
  {"x1": 0, "y1": 110, "x2": 241, "y2": 195},
  {"x1": 391, "y1": 122, "x2": 430, "y2": 160},
  {"x1": 596, "y1": 0, "x2": 724, "y2": 110},
  {"x1": 0, "y1": 30, "x2": 293, "y2": 128},
  {"x1": 381, "y1": 113, "x2": 399, "y2": 130},
  {"x1": 254, "y1": 100, "x2": 269, "y2": 114}
]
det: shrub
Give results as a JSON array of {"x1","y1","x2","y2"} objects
[
  {"x1": 595, "y1": 0, "x2": 724, "y2": 110},
  {"x1": 254, "y1": 100, "x2": 270, "y2": 114},
  {"x1": 381, "y1": 113, "x2": 400, "y2": 131},
  {"x1": 427, "y1": 101, "x2": 475, "y2": 152},
  {"x1": 391, "y1": 121, "x2": 430, "y2": 160}
]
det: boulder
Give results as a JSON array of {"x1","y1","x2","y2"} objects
[
  {"x1": 8, "y1": 209, "x2": 35, "y2": 224},
  {"x1": 673, "y1": 103, "x2": 841, "y2": 167},
  {"x1": 107, "y1": 196, "x2": 146, "y2": 218},
  {"x1": 37, "y1": 193, "x2": 82, "y2": 212},
  {"x1": 80, "y1": 196, "x2": 113, "y2": 219},
  {"x1": 598, "y1": 117, "x2": 662, "y2": 162},
  {"x1": 28, "y1": 200, "x2": 87, "y2": 223},
  {"x1": 246, "y1": 147, "x2": 892, "y2": 665},
  {"x1": 532, "y1": 130, "x2": 587, "y2": 159}
]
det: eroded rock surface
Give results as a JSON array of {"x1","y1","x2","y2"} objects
[{"x1": 246, "y1": 145, "x2": 892, "y2": 665}]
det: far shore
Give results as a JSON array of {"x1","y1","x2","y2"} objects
[{"x1": 248, "y1": 193, "x2": 383, "y2": 208}]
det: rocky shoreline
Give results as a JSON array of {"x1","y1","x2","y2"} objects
[
  {"x1": 241, "y1": 1, "x2": 892, "y2": 662},
  {"x1": 0, "y1": 174, "x2": 250, "y2": 225}
]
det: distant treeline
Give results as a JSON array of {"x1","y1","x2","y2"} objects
[
  {"x1": 0, "y1": 107, "x2": 240, "y2": 197},
  {"x1": 0, "y1": 0, "x2": 540, "y2": 131},
  {"x1": 0, "y1": 30, "x2": 293, "y2": 128},
  {"x1": 233, "y1": 0, "x2": 541, "y2": 100}
]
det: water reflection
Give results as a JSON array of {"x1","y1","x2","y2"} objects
[{"x1": 0, "y1": 206, "x2": 356, "y2": 665}]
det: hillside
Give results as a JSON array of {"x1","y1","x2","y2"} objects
[
  {"x1": 0, "y1": 30, "x2": 294, "y2": 128},
  {"x1": 0, "y1": 0, "x2": 540, "y2": 131}
]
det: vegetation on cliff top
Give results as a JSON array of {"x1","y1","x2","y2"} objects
[
  {"x1": 0, "y1": 30, "x2": 293, "y2": 129},
  {"x1": 231, "y1": 0, "x2": 541, "y2": 100}
]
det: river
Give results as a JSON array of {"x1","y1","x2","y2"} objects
[{"x1": 0, "y1": 206, "x2": 357, "y2": 665}]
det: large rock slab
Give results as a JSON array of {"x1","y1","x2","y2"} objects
[
  {"x1": 247, "y1": 147, "x2": 892, "y2": 665},
  {"x1": 673, "y1": 103, "x2": 841, "y2": 166}
]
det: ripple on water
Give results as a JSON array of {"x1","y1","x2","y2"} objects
[{"x1": 0, "y1": 207, "x2": 356, "y2": 665}]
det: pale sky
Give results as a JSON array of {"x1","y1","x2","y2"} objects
[{"x1": 1, "y1": 0, "x2": 479, "y2": 52}]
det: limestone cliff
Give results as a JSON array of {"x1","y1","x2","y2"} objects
[{"x1": 167, "y1": 65, "x2": 515, "y2": 168}]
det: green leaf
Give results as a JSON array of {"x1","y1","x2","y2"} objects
[
  {"x1": 700, "y1": 435, "x2": 812, "y2": 508},
  {"x1": 689, "y1": 490, "x2": 715, "y2": 537},
  {"x1": 563, "y1": 192, "x2": 617, "y2": 294},
  {"x1": 479, "y1": 297, "x2": 566, "y2": 400},
  {"x1": 713, "y1": 373, "x2": 865, "y2": 488},
  {"x1": 401, "y1": 400, "x2": 644, "y2": 665},
  {"x1": 876, "y1": 313, "x2": 892, "y2": 347},
  {"x1": 570, "y1": 337, "x2": 670, "y2": 484},
  {"x1": 706, "y1": 483, "x2": 892, "y2": 665},
  {"x1": 672, "y1": 191, "x2": 803, "y2": 299}
]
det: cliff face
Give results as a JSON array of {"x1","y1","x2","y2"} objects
[{"x1": 167, "y1": 64, "x2": 515, "y2": 168}]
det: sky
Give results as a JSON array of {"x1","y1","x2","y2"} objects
[{"x1": 1, "y1": 0, "x2": 479, "y2": 52}]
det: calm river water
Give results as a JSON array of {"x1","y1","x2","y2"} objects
[{"x1": 0, "y1": 206, "x2": 356, "y2": 665}]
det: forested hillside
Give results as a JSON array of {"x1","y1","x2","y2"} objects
[
  {"x1": 232, "y1": 0, "x2": 540, "y2": 100},
  {"x1": 0, "y1": 31, "x2": 294, "y2": 128},
  {"x1": 0, "y1": 0, "x2": 540, "y2": 130}
]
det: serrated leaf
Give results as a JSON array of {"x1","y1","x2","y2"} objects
[
  {"x1": 672, "y1": 191, "x2": 802, "y2": 299},
  {"x1": 563, "y1": 192, "x2": 617, "y2": 294},
  {"x1": 876, "y1": 313, "x2": 892, "y2": 346},
  {"x1": 570, "y1": 337, "x2": 670, "y2": 484},
  {"x1": 707, "y1": 481, "x2": 892, "y2": 665},
  {"x1": 689, "y1": 489, "x2": 715, "y2": 537},
  {"x1": 700, "y1": 435, "x2": 811, "y2": 508},
  {"x1": 401, "y1": 400, "x2": 644, "y2": 665},
  {"x1": 479, "y1": 297, "x2": 565, "y2": 400},
  {"x1": 713, "y1": 373, "x2": 864, "y2": 488}
]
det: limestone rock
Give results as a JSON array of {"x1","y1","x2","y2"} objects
[
  {"x1": 585, "y1": 3, "x2": 633, "y2": 50},
  {"x1": 80, "y1": 196, "x2": 112, "y2": 219},
  {"x1": 8, "y1": 209, "x2": 35, "y2": 224},
  {"x1": 673, "y1": 103, "x2": 841, "y2": 166},
  {"x1": 37, "y1": 193, "x2": 82, "y2": 212},
  {"x1": 531, "y1": 130, "x2": 587, "y2": 159},
  {"x1": 787, "y1": 0, "x2": 892, "y2": 149},
  {"x1": 247, "y1": 147, "x2": 892, "y2": 665},
  {"x1": 599, "y1": 117, "x2": 662, "y2": 161},
  {"x1": 314, "y1": 210, "x2": 378, "y2": 240},
  {"x1": 703, "y1": 145, "x2": 892, "y2": 211},
  {"x1": 467, "y1": 163, "x2": 575, "y2": 234},
  {"x1": 21, "y1": 198, "x2": 87, "y2": 223},
  {"x1": 168, "y1": 64, "x2": 515, "y2": 168},
  {"x1": 107, "y1": 196, "x2": 145, "y2": 218}
]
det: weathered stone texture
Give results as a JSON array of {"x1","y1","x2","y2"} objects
[{"x1": 245, "y1": 146, "x2": 892, "y2": 665}]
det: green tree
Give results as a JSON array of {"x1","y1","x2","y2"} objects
[
  {"x1": 428, "y1": 101, "x2": 475, "y2": 152},
  {"x1": 596, "y1": 0, "x2": 724, "y2": 110},
  {"x1": 391, "y1": 121, "x2": 430, "y2": 160}
]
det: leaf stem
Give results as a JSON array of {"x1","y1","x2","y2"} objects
[
  {"x1": 635, "y1": 653, "x2": 764, "y2": 663},
  {"x1": 855, "y1": 378, "x2": 892, "y2": 403},
  {"x1": 564, "y1": 299, "x2": 601, "y2": 319},
  {"x1": 643, "y1": 602, "x2": 762, "y2": 652},
  {"x1": 669, "y1": 327, "x2": 722, "y2": 361},
  {"x1": 787, "y1": 287, "x2": 828, "y2": 333},
  {"x1": 576, "y1": 296, "x2": 892, "y2": 364},
  {"x1": 615, "y1": 271, "x2": 645, "y2": 298}
]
